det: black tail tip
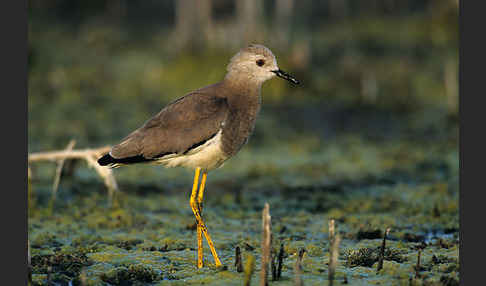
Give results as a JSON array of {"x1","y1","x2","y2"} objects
[{"x1": 98, "y1": 153, "x2": 115, "y2": 166}]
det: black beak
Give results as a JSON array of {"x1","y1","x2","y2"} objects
[{"x1": 272, "y1": 69, "x2": 300, "y2": 85}]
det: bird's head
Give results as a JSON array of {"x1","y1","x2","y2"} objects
[{"x1": 226, "y1": 44, "x2": 300, "y2": 85}]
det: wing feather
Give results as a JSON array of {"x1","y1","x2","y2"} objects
[{"x1": 109, "y1": 83, "x2": 228, "y2": 162}]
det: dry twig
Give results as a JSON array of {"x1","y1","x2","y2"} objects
[
  {"x1": 377, "y1": 228, "x2": 391, "y2": 272},
  {"x1": 329, "y1": 234, "x2": 341, "y2": 286},
  {"x1": 271, "y1": 247, "x2": 277, "y2": 281},
  {"x1": 28, "y1": 145, "x2": 118, "y2": 206},
  {"x1": 260, "y1": 203, "x2": 272, "y2": 286},
  {"x1": 328, "y1": 219, "x2": 341, "y2": 286},
  {"x1": 235, "y1": 246, "x2": 244, "y2": 272},
  {"x1": 277, "y1": 243, "x2": 285, "y2": 280},
  {"x1": 415, "y1": 250, "x2": 422, "y2": 278},
  {"x1": 50, "y1": 140, "x2": 76, "y2": 208},
  {"x1": 329, "y1": 219, "x2": 335, "y2": 241}
]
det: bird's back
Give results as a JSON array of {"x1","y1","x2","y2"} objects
[{"x1": 98, "y1": 83, "x2": 230, "y2": 169}]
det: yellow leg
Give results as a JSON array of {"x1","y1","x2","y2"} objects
[
  {"x1": 197, "y1": 171, "x2": 207, "y2": 213},
  {"x1": 196, "y1": 172, "x2": 207, "y2": 268},
  {"x1": 197, "y1": 222, "x2": 203, "y2": 268},
  {"x1": 190, "y1": 167, "x2": 204, "y2": 268},
  {"x1": 189, "y1": 167, "x2": 222, "y2": 267}
]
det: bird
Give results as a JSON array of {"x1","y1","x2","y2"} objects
[{"x1": 98, "y1": 44, "x2": 299, "y2": 268}]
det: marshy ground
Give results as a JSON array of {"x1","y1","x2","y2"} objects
[{"x1": 29, "y1": 105, "x2": 459, "y2": 286}]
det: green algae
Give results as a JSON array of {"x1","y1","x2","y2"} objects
[{"x1": 28, "y1": 136, "x2": 459, "y2": 286}]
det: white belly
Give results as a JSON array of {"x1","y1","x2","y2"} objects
[{"x1": 154, "y1": 130, "x2": 229, "y2": 171}]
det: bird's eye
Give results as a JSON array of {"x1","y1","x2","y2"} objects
[{"x1": 256, "y1": 59, "x2": 265, "y2": 67}]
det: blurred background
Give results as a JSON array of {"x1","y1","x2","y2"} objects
[{"x1": 28, "y1": 0, "x2": 458, "y2": 151}]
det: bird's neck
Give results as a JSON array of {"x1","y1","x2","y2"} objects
[
  {"x1": 224, "y1": 70, "x2": 265, "y2": 89},
  {"x1": 219, "y1": 76, "x2": 263, "y2": 156},
  {"x1": 222, "y1": 74, "x2": 262, "y2": 100},
  {"x1": 221, "y1": 77, "x2": 261, "y2": 112}
]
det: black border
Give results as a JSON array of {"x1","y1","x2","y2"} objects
[
  {"x1": 2, "y1": 0, "x2": 28, "y2": 285},
  {"x1": 460, "y1": 0, "x2": 484, "y2": 285}
]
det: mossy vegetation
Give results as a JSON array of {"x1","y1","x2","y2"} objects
[
  {"x1": 28, "y1": 128, "x2": 459, "y2": 285},
  {"x1": 31, "y1": 252, "x2": 92, "y2": 285},
  {"x1": 344, "y1": 247, "x2": 406, "y2": 267},
  {"x1": 99, "y1": 264, "x2": 161, "y2": 285}
]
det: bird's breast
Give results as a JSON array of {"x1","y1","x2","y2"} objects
[{"x1": 220, "y1": 103, "x2": 260, "y2": 157}]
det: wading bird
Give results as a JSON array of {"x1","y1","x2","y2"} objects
[{"x1": 98, "y1": 44, "x2": 299, "y2": 268}]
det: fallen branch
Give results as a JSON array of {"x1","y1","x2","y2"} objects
[
  {"x1": 28, "y1": 145, "x2": 118, "y2": 206},
  {"x1": 49, "y1": 140, "x2": 76, "y2": 211},
  {"x1": 28, "y1": 146, "x2": 111, "y2": 161}
]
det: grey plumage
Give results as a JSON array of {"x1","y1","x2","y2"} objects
[
  {"x1": 97, "y1": 44, "x2": 299, "y2": 269},
  {"x1": 98, "y1": 44, "x2": 298, "y2": 171},
  {"x1": 110, "y1": 83, "x2": 229, "y2": 159}
]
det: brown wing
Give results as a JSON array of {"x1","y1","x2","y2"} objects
[{"x1": 109, "y1": 83, "x2": 228, "y2": 161}]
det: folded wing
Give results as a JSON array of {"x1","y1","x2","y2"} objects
[{"x1": 99, "y1": 84, "x2": 229, "y2": 166}]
